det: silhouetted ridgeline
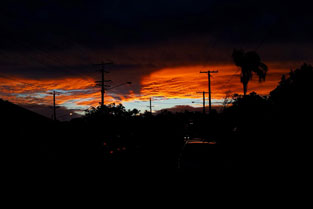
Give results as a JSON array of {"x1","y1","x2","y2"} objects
[{"x1": 0, "y1": 99, "x2": 56, "y2": 167}]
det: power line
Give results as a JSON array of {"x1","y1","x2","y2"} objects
[
  {"x1": 219, "y1": 68, "x2": 241, "y2": 93},
  {"x1": 48, "y1": 91, "x2": 61, "y2": 121},
  {"x1": 2, "y1": 40, "x2": 90, "y2": 79},
  {"x1": 53, "y1": 91, "x2": 58, "y2": 121},
  {"x1": 196, "y1": 91, "x2": 209, "y2": 114},
  {"x1": 0, "y1": 9, "x2": 98, "y2": 79},
  {"x1": 0, "y1": 74, "x2": 35, "y2": 87},
  {"x1": 0, "y1": 74, "x2": 42, "y2": 104},
  {"x1": 147, "y1": 97, "x2": 154, "y2": 113},
  {"x1": 200, "y1": 70, "x2": 218, "y2": 113},
  {"x1": 94, "y1": 62, "x2": 113, "y2": 107}
]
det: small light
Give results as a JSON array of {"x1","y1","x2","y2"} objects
[{"x1": 69, "y1": 112, "x2": 73, "y2": 116}]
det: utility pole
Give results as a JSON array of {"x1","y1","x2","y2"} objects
[
  {"x1": 53, "y1": 91, "x2": 56, "y2": 121},
  {"x1": 200, "y1": 70, "x2": 218, "y2": 113},
  {"x1": 94, "y1": 62, "x2": 113, "y2": 107},
  {"x1": 147, "y1": 97, "x2": 154, "y2": 113},
  {"x1": 49, "y1": 91, "x2": 60, "y2": 121},
  {"x1": 197, "y1": 91, "x2": 209, "y2": 114}
]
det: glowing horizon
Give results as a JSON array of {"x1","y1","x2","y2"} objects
[{"x1": 0, "y1": 62, "x2": 294, "y2": 116}]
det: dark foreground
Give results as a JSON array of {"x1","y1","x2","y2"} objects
[{"x1": 2, "y1": 64, "x2": 313, "y2": 170}]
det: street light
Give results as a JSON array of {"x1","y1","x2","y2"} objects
[{"x1": 57, "y1": 112, "x2": 74, "y2": 121}]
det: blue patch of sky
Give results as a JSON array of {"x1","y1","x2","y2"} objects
[
  {"x1": 16, "y1": 93, "x2": 45, "y2": 98},
  {"x1": 47, "y1": 89, "x2": 93, "y2": 95},
  {"x1": 61, "y1": 98, "x2": 93, "y2": 110},
  {"x1": 122, "y1": 98, "x2": 225, "y2": 113}
]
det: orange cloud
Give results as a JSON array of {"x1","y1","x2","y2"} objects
[
  {"x1": 0, "y1": 77, "x2": 95, "y2": 92},
  {"x1": 140, "y1": 64, "x2": 289, "y2": 100},
  {"x1": 0, "y1": 62, "x2": 293, "y2": 112},
  {"x1": 0, "y1": 76, "x2": 106, "y2": 108}
]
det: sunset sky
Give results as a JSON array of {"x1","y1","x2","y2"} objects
[{"x1": 1, "y1": 0, "x2": 312, "y2": 119}]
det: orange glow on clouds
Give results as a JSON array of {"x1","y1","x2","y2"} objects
[
  {"x1": 0, "y1": 63, "x2": 290, "y2": 112},
  {"x1": 140, "y1": 64, "x2": 286, "y2": 100},
  {"x1": 0, "y1": 76, "x2": 114, "y2": 109},
  {"x1": 0, "y1": 77, "x2": 94, "y2": 92}
]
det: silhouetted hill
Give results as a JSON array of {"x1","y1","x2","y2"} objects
[
  {"x1": 0, "y1": 98, "x2": 52, "y2": 124},
  {"x1": 0, "y1": 98, "x2": 57, "y2": 168},
  {"x1": 154, "y1": 105, "x2": 223, "y2": 114}
]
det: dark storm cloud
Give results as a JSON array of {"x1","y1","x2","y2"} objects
[
  {"x1": 1, "y1": 0, "x2": 313, "y2": 93},
  {"x1": 1, "y1": 0, "x2": 213, "y2": 49},
  {"x1": 1, "y1": 0, "x2": 312, "y2": 117},
  {"x1": 1, "y1": 0, "x2": 312, "y2": 50}
]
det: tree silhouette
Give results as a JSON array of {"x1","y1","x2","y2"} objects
[
  {"x1": 232, "y1": 49, "x2": 268, "y2": 96},
  {"x1": 84, "y1": 103, "x2": 139, "y2": 120},
  {"x1": 270, "y1": 63, "x2": 313, "y2": 106}
]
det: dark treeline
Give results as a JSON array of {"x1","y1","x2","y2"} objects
[
  {"x1": 2, "y1": 63, "x2": 313, "y2": 170},
  {"x1": 220, "y1": 63, "x2": 313, "y2": 169}
]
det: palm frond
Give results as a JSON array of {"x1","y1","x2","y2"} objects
[
  {"x1": 253, "y1": 62, "x2": 268, "y2": 82},
  {"x1": 232, "y1": 49, "x2": 245, "y2": 67}
]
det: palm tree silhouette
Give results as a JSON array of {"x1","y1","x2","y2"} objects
[{"x1": 232, "y1": 49, "x2": 268, "y2": 96}]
